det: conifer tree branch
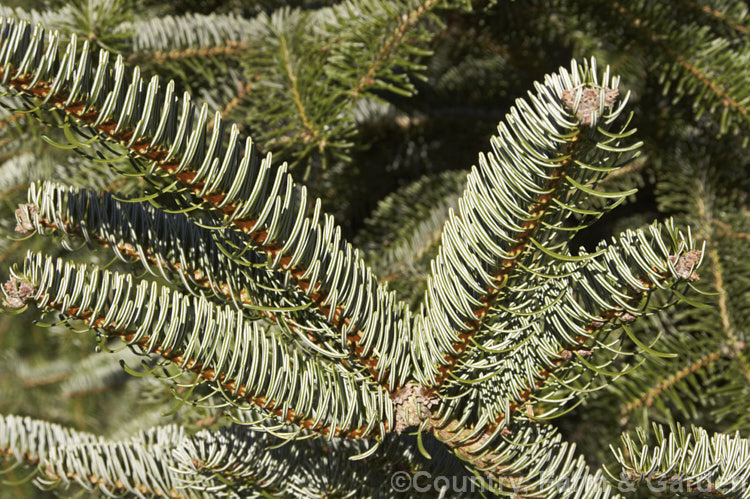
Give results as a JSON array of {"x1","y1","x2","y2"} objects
[
  {"x1": 617, "y1": 347, "x2": 724, "y2": 421},
  {"x1": 3, "y1": 253, "x2": 389, "y2": 439},
  {"x1": 40, "y1": 467, "x2": 188, "y2": 499},
  {"x1": 610, "y1": 423, "x2": 750, "y2": 496},
  {"x1": 375, "y1": 224, "x2": 443, "y2": 284},
  {"x1": 278, "y1": 32, "x2": 322, "y2": 148},
  {"x1": 350, "y1": 0, "x2": 438, "y2": 100},
  {"x1": 428, "y1": 419, "x2": 615, "y2": 496},
  {"x1": 0, "y1": 19, "x2": 409, "y2": 392},
  {"x1": 675, "y1": 0, "x2": 749, "y2": 36},
  {"x1": 14, "y1": 196, "x2": 271, "y2": 311},
  {"x1": 130, "y1": 41, "x2": 251, "y2": 65},
  {"x1": 671, "y1": 52, "x2": 747, "y2": 115},
  {"x1": 123, "y1": 13, "x2": 258, "y2": 64},
  {"x1": 413, "y1": 65, "x2": 633, "y2": 392},
  {"x1": 606, "y1": 1, "x2": 749, "y2": 122},
  {"x1": 425, "y1": 134, "x2": 585, "y2": 390},
  {"x1": 0, "y1": 416, "x2": 180, "y2": 499},
  {"x1": 13, "y1": 182, "x2": 392, "y2": 392},
  {"x1": 1, "y1": 415, "x2": 281, "y2": 498},
  {"x1": 421, "y1": 247, "x2": 702, "y2": 474},
  {"x1": 695, "y1": 181, "x2": 750, "y2": 383},
  {"x1": 1, "y1": 415, "x2": 439, "y2": 497},
  {"x1": 503, "y1": 246, "x2": 703, "y2": 418}
]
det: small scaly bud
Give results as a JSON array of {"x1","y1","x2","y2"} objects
[
  {"x1": 392, "y1": 382, "x2": 439, "y2": 434},
  {"x1": 14, "y1": 203, "x2": 38, "y2": 234},
  {"x1": 2, "y1": 278, "x2": 35, "y2": 309},
  {"x1": 669, "y1": 250, "x2": 702, "y2": 281},
  {"x1": 562, "y1": 87, "x2": 619, "y2": 126}
]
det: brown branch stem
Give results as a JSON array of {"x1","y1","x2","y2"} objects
[
  {"x1": 618, "y1": 348, "x2": 723, "y2": 421},
  {"x1": 128, "y1": 40, "x2": 250, "y2": 64},
  {"x1": 278, "y1": 34, "x2": 322, "y2": 149},
  {"x1": 428, "y1": 133, "x2": 584, "y2": 390},
  {"x1": 24, "y1": 288, "x2": 378, "y2": 439}
]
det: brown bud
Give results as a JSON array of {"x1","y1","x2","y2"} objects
[
  {"x1": 669, "y1": 250, "x2": 702, "y2": 281},
  {"x1": 392, "y1": 382, "x2": 439, "y2": 434},
  {"x1": 2, "y1": 278, "x2": 35, "y2": 309},
  {"x1": 14, "y1": 203, "x2": 38, "y2": 234},
  {"x1": 619, "y1": 312, "x2": 638, "y2": 323},
  {"x1": 561, "y1": 88, "x2": 619, "y2": 125}
]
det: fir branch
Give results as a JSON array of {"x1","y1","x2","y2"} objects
[
  {"x1": 617, "y1": 347, "x2": 724, "y2": 421},
  {"x1": 350, "y1": 0, "x2": 438, "y2": 99},
  {"x1": 278, "y1": 30, "x2": 323, "y2": 149},
  {"x1": 15, "y1": 182, "x2": 391, "y2": 393},
  {"x1": 675, "y1": 0, "x2": 749, "y2": 37},
  {"x1": 141, "y1": 41, "x2": 251, "y2": 65},
  {"x1": 505, "y1": 244, "x2": 703, "y2": 419},
  {"x1": 424, "y1": 228, "x2": 702, "y2": 469},
  {"x1": 1, "y1": 415, "x2": 452, "y2": 498},
  {"x1": 602, "y1": 0, "x2": 750, "y2": 133},
  {"x1": 695, "y1": 179, "x2": 750, "y2": 383},
  {"x1": 430, "y1": 419, "x2": 616, "y2": 497},
  {"x1": 0, "y1": 415, "x2": 218, "y2": 498},
  {"x1": 426, "y1": 134, "x2": 586, "y2": 390},
  {"x1": 411, "y1": 60, "x2": 636, "y2": 392},
  {"x1": 0, "y1": 413, "x2": 100, "y2": 463},
  {"x1": 4, "y1": 252, "x2": 390, "y2": 439},
  {"x1": 124, "y1": 13, "x2": 257, "y2": 63},
  {"x1": 671, "y1": 51, "x2": 747, "y2": 116},
  {"x1": 0, "y1": 18, "x2": 409, "y2": 392},
  {"x1": 14, "y1": 183, "x2": 281, "y2": 312},
  {"x1": 610, "y1": 423, "x2": 750, "y2": 496}
]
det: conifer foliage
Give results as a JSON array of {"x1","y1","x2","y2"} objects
[{"x1": 0, "y1": 0, "x2": 747, "y2": 497}]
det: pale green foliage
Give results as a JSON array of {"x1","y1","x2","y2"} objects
[
  {"x1": 0, "y1": 1, "x2": 747, "y2": 498},
  {"x1": 611, "y1": 423, "x2": 750, "y2": 497}
]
